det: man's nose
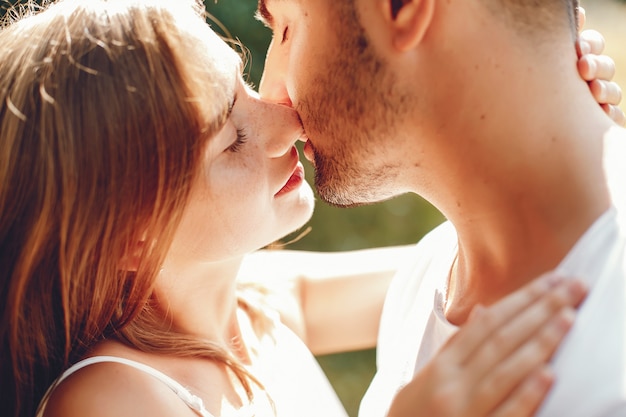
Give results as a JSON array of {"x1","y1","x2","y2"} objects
[{"x1": 259, "y1": 42, "x2": 293, "y2": 107}]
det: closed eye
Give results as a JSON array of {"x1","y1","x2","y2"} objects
[
  {"x1": 227, "y1": 128, "x2": 249, "y2": 153},
  {"x1": 281, "y1": 26, "x2": 289, "y2": 44}
]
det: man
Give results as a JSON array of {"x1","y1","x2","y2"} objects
[{"x1": 257, "y1": 0, "x2": 626, "y2": 416}]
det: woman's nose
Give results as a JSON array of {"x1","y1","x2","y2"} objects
[{"x1": 260, "y1": 101, "x2": 304, "y2": 158}]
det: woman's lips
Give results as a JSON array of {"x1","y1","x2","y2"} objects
[{"x1": 275, "y1": 162, "x2": 305, "y2": 197}]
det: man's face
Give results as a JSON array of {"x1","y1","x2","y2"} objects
[{"x1": 259, "y1": 0, "x2": 414, "y2": 207}]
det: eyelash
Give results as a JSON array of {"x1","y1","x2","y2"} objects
[{"x1": 227, "y1": 128, "x2": 248, "y2": 153}]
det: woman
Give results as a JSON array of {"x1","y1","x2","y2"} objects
[{"x1": 0, "y1": 1, "x2": 605, "y2": 416}]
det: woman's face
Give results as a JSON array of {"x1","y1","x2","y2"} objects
[{"x1": 167, "y1": 27, "x2": 314, "y2": 265}]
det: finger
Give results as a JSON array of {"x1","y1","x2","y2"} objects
[
  {"x1": 488, "y1": 366, "x2": 555, "y2": 417},
  {"x1": 577, "y1": 7, "x2": 586, "y2": 32},
  {"x1": 606, "y1": 104, "x2": 626, "y2": 127},
  {"x1": 440, "y1": 273, "x2": 573, "y2": 364},
  {"x1": 579, "y1": 29, "x2": 606, "y2": 55},
  {"x1": 590, "y1": 80, "x2": 622, "y2": 105},
  {"x1": 440, "y1": 274, "x2": 561, "y2": 363},
  {"x1": 606, "y1": 82, "x2": 624, "y2": 105},
  {"x1": 590, "y1": 80, "x2": 623, "y2": 106},
  {"x1": 578, "y1": 55, "x2": 616, "y2": 82},
  {"x1": 469, "y1": 307, "x2": 575, "y2": 416},
  {"x1": 461, "y1": 281, "x2": 585, "y2": 377}
]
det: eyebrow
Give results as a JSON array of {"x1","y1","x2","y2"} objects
[{"x1": 255, "y1": 0, "x2": 273, "y2": 27}]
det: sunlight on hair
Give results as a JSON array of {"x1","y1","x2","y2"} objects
[
  {"x1": 206, "y1": 12, "x2": 253, "y2": 84},
  {"x1": 0, "y1": 0, "x2": 49, "y2": 27}
]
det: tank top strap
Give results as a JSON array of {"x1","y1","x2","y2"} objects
[{"x1": 36, "y1": 355, "x2": 215, "y2": 417}]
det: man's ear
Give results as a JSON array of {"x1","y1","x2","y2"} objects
[{"x1": 382, "y1": 0, "x2": 435, "y2": 52}]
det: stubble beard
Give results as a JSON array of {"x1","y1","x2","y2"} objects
[{"x1": 297, "y1": 3, "x2": 410, "y2": 208}]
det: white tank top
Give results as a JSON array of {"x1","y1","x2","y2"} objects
[{"x1": 36, "y1": 356, "x2": 215, "y2": 417}]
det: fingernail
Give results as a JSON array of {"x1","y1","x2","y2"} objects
[
  {"x1": 555, "y1": 307, "x2": 576, "y2": 331},
  {"x1": 544, "y1": 273, "x2": 564, "y2": 287},
  {"x1": 469, "y1": 304, "x2": 486, "y2": 321},
  {"x1": 537, "y1": 366, "x2": 555, "y2": 383},
  {"x1": 567, "y1": 280, "x2": 588, "y2": 297}
]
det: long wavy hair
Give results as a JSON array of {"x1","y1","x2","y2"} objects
[{"x1": 0, "y1": 1, "x2": 264, "y2": 416}]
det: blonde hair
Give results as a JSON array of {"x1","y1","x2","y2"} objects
[{"x1": 0, "y1": 1, "x2": 262, "y2": 416}]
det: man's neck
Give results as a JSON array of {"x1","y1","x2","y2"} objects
[
  {"x1": 390, "y1": 1, "x2": 621, "y2": 324},
  {"x1": 410, "y1": 39, "x2": 615, "y2": 326},
  {"x1": 444, "y1": 103, "x2": 614, "y2": 325}
]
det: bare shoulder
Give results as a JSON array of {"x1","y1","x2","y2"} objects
[{"x1": 42, "y1": 360, "x2": 198, "y2": 417}]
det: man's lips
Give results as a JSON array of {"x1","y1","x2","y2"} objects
[{"x1": 303, "y1": 140, "x2": 315, "y2": 163}]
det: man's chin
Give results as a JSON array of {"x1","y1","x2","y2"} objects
[
  {"x1": 315, "y1": 181, "x2": 371, "y2": 208},
  {"x1": 312, "y1": 153, "x2": 389, "y2": 207}
]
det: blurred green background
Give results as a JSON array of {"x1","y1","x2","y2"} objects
[{"x1": 2, "y1": 0, "x2": 624, "y2": 415}]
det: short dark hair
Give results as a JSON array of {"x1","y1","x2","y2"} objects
[
  {"x1": 483, "y1": 0, "x2": 580, "y2": 40},
  {"x1": 386, "y1": 0, "x2": 579, "y2": 39}
]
